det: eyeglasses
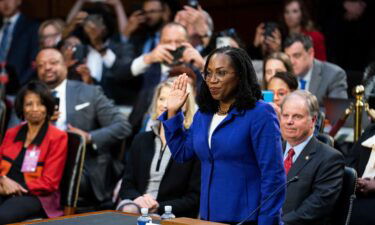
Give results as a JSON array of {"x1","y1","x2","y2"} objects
[{"x1": 203, "y1": 70, "x2": 235, "y2": 81}]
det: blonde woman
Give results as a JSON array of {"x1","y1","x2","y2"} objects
[{"x1": 117, "y1": 78, "x2": 200, "y2": 217}]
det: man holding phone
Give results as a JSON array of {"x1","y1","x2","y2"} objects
[{"x1": 128, "y1": 22, "x2": 204, "y2": 133}]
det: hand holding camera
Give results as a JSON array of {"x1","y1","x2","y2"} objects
[{"x1": 144, "y1": 44, "x2": 175, "y2": 65}]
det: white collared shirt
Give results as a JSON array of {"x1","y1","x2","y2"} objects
[
  {"x1": 0, "y1": 12, "x2": 20, "y2": 54},
  {"x1": 361, "y1": 135, "x2": 375, "y2": 178},
  {"x1": 131, "y1": 55, "x2": 170, "y2": 81},
  {"x1": 53, "y1": 79, "x2": 67, "y2": 131},
  {"x1": 299, "y1": 65, "x2": 313, "y2": 91},
  {"x1": 284, "y1": 134, "x2": 313, "y2": 163},
  {"x1": 86, "y1": 45, "x2": 116, "y2": 82}
]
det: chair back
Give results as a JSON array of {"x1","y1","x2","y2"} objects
[
  {"x1": 331, "y1": 166, "x2": 357, "y2": 225},
  {"x1": 60, "y1": 131, "x2": 86, "y2": 215},
  {"x1": 316, "y1": 133, "x2": 335, "y2": 147}
]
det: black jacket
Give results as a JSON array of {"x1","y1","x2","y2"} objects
[{"x1": 119, "y1": 131, "x2": 200, "y2": 217}]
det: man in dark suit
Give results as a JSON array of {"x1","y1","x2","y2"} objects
[
  {"x1": 0, "y1": 0, "x2": 39, "y2": 95},
  {"x1": 35, "y1": 48, "x2": 132, "y2": 209},
  {"x1": 280, "y1": 90, "x2": 345, "y2": 225},
  {"x1": 128, "y1": 22, "x2": 204, "y2": 133},
  {"x1": 284, "y1": 34, "x2": 348, "y2": 105}
]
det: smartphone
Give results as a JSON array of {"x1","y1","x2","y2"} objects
[
  {"x1": 262, "y1": 90, "x2": 274, "y2": 103},
  {"x1": 187, "y1": 0, "x2": 199, "y2": 9},
  {"x1": 73, "y1": 44, "x2": 88, "y2": 64},
  {"x1": 216, "y1": 37, "x2": 232, "y2": 48},
  {"x1": 263, "y1": 22, "x2": 278, "y2": 38},
  {"x1": 54, "y1": 97, "x2": 60, "y2": 110}
]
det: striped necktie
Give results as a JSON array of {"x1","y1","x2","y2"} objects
[{"x1": 0, "y1": 21, "x2": 11, "y2": 62}]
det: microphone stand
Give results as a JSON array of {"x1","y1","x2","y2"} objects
[{"x1": 237, "y1": 176, "x2": 299, "y2": 225}]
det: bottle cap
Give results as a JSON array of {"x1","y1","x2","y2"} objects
[
  {"x1": 141, "y1": 208, "x2": 148, "y2": 215},
  {"x1": 165, "y1": 205, "x2": 172, "y2": 212}
]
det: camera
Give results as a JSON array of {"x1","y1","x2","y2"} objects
[
  {"x1": 187, "y1": 0, "x2": 199, "y2": 9},
  {"x1": 263, "y1": 22, "x2": 278, "y2": 38},
  {"x1": 165, "y1": 46, "x2": 186, "y2": 67}
]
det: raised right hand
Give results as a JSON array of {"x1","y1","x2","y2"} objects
[{"x1": 167, "y1": 74, "x2": 190, "y2": 118}]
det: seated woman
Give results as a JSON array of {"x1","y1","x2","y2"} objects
[
  {"x1": 262, "y1": 52, "x2": 293, "y2": 89},
  {"x1": 117, "y1": 78, "x2": 200, "y2": 217},
  {"x1": 0, "y1": 81, "x2": 68, "y2": 224},
  {"x1": 266, "y1": 71, "x2": 298, "y2": 115}
]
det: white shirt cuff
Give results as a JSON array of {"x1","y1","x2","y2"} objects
[
  {"x1": 131, "y1": 55, "x2": 150, "y2": 76},
  {"x1": 103, "y1": 49, "x2": 116, "y2": 68}
]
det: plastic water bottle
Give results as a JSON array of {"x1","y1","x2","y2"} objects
[
  {"x1": 161, "y1": 205, "x2": 176, "y2": 220},
  {"x1": 137, "y1": 208, "x2": 152, "y2": 225}
]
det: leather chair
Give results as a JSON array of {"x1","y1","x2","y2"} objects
[
  {"x1": 316, "y1": 133, "x2": 335, "y2": 147},
  {"x1": 60, "y1": 131, "x2": 86, "y2": 215},
  {"x1": 330, "y1": 167, "x2": 357, "y2": 225}
]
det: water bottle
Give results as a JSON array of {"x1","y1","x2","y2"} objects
[
  {"x1": 137, "y1": 208, "x2": 152, "y2": 225},
  {"x1": 161, "y1": 205, "x2": 176, "y2": 220}
]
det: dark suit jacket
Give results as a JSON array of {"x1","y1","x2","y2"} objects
[
  {"x1": 347, "y1": 123, "x2": 375, "y2": 176},
  {"x1": 99, "y1": 40, "x2": 141, "y2": 105},
  {"x1": 65, "y1": 80, "x2": 132, "y2": 203},
  {"x1": 309, "y1": 59, "x2": 348, "y2": 105},
  {"x1": 282, "y1": 137, "x2": 345, "y2": 225},
  {"x1": 120, "y1": 131, "x2": 200, "y2": 217},
  {"x1": 2, "y1": 14, "x2": 39, "y2": 95}
]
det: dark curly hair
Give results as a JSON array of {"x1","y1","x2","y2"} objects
[
  {"x1": 197, "y1": 46, "x2": 262, "y2": 113},
  {"x1": 15, "y1": 81, "x2": 56, "y2": 121}
]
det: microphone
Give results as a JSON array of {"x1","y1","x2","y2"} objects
[{"x1": 237, "y1": 176, "x2": 299, "y2": 225}]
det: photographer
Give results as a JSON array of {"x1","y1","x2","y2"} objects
[
  {"x1": 248, "y1": 22, "x2": 283, "y2": 84},
  {"x1": 174, "y1": 2, "x2": 214, "y2": 54},
  {"x1": 63, "y1": 5, "x2": 136, "y2": 107},
  {"x1": 128, "y1": 22, "x2": 204, "y2": 134},
  {"x1": 58, "y1": 35, "x2": 93, "y2": 84}
]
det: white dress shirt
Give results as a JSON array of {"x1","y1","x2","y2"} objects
[
  {"x1": 130, "y1": 55, "x2": 170, "y2": 81},
  {"x1": 361, "y1": 135, "x2": 375, "y2": 178},
  {"x1": 86, "y1": 45, "x2": 116, "y2": 82},
  {"x1": 53, "y1": 79, "x2": 67, "y2": 131},
  {"x1": 284, "y1": 135, "x2": 313, "y2": 163}
]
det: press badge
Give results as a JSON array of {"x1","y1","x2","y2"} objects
[{"x1": 21, "y1": 146, "x2": 41, "y2": 172}]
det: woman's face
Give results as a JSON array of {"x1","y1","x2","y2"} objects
[
  {"x1": 156, "y1": 86, "x2": 171, "y2": 117},
  {"x1": 267, "y1": 77, "x2": 292, "y2": 106},
  {"x1": 205, "y1": 53, "x2": 239, "y2": 103},
  {"x1": 284, "y1": 1, "x2": 302, "y2": 29},
  {"x1": 40, "y1": 24, "x2": 61, "y2": 48},
  {"x1": 265, "y1": 59, "x2": 288, "y2": 83},
  {"x1": 23, "y1": 92, "x2": 47, "y2": 124}
]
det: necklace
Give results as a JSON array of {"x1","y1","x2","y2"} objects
[{"x1": 217, "y1": 105, "x2": 229, "y2": 115}]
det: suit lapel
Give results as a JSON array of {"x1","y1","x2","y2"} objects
[
  {"x1": 308, "y1": 60, "x2": 322, "y2": 95},
  {"x1": 287, "y1": 138, "x2": 317, "y2": 180},
  {"x1": 65, "y1": 80, "x2": 78, "y2": 125},
  {"x1": 9, "y1": 14, "x2": 24, "y2": 50}
]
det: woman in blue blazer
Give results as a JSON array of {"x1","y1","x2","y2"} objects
[{"x1": 159, "y1": 47, "x2": 286, "y2": 225}]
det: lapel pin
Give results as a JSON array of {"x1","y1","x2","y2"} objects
[{"x1": 305, "y1": 156, "x2": 309, "y2": 160}]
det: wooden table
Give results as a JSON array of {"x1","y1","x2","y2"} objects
[{"x1": 10, "y1": 210, "x2": 228, "y2": 225}]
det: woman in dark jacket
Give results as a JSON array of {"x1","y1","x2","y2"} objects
[{"x1": 117, "y1": 78, "x2": 200, "y2": 217}]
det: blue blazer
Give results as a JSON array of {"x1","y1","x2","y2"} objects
[{"x1": 160, "y1": 101, "x2": 286, "y2": 225}]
